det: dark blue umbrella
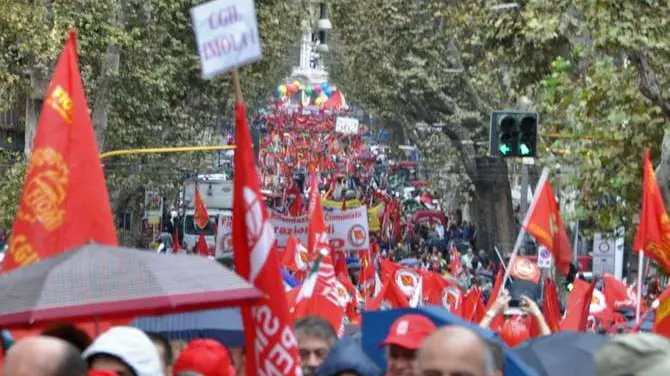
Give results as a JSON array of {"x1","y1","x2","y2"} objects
[
  {"x1": 514, "y1": 331, "x2": 610, "y2": 376},
  {"x1": 132, "y1": 308, "x2": 244, "y2": 347}
]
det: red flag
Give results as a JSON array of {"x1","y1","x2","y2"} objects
[
  {"x1": 289, "y1": 193, "x2": 304, "y2": 216},
  {"x1": 483, "y1": 269, "x2": 504, "y2": 328},
  {"x1": 306, "y1": 173, "x2": 329, "y2": 256},
  {"x1": 172, "y1": 229, "x2": 181, "y2": 254},
  {"x1": 232, "y1": 103, "x2": 300, "y2": 376},
  {"x1": 2, "y1": 31, "x2": 117, "y2": 272},
  {"x1": 365, "y1": 279, "x2": 410, "y2": 310},
  {"x1": 560, "y1": 279, "x2": 596, "y2": 331},
  {"x1": 280, "y1": 235, "x2": 309, "y2": 272},
  {"x1": 193, "y1": 187, "x2": 210, "y2": 230},
  {"x1": 462, "y1": 287, "x2": 485, "y2": 323},
  {"x1": 602, "y1": 273, "x2": 636, "y2": 309},
  {"x1": 542, "y1": 278, "x2": 561, "y2": 333},
  {"x1": 522, "y1": 171, "x2": 572, "y2": 275},
  {"x1": 653, "y1": 286, "x2": 670, "y2": 337},
  {"x1": 195, "y1": 232, "x2": 210, "y2": 257},
  {"x1": 633, "y1": 148, "x2": 670, "y2": 272},
  {"x1": 293, "y1": 257, "x2": 347, "y2": 335}
]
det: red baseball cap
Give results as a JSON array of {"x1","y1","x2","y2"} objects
[
  {"x1": 380, "y1": 314, "x2": 437, "y2": 350},
  {"x1": 173, "y1": 339, "x2": 236, "y2": 376}
]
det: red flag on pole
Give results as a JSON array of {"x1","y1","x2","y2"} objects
[
  {"x1": 522, "y1": 170, "x2": 572, "y2": 275},
  {"x1": 232, "y1": 103, "x2": 301, "y2": 376},
  {"x1": 2, "y1": 31, "x2": 117, "y2": 272},
  {"x1": 633, "y1": 148, "x2": 670, "y2": 272},
  {"x1": 306, "y1": 173, "x2": 330, "y2": 256},
  {"x1": 193, "y1": 187, "x2": 210, "y2": 230}
]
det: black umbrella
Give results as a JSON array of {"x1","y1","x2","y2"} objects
[
  {"x1": 514, "y1": 331, "x2": 610, "y2": 376},
  {"x1": 0, "y1": 244, "x2": 262, "y2": 328}
]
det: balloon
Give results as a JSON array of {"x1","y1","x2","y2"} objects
[
  {"x1": 321, "y1": 83, "x2": 329, "y2": 91},
  {"x1": 313, "y1": 85, "x2": 322, "y2": 94},
  {"x1": 292, "y1": 80, "x2": 301, "y2": 89},
  {"x1": 315, "y1": 97, "x2": 325, "y2": 105},
  {"x1": 325, "y1": 87, "x2": 333, "y2": 96},
  {"x1": 278, "y1": 85, "x2": 287, "y2": 95},
  {"x1": 287, "y1": 85, "x2": 297, "y2": 95},
  {"x1": 304, "y1": 87, "x2": 313, "y2": 96}
]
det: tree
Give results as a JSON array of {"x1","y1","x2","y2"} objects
[
  {"x1": 0, "y1": 0, "x2": 302, "y2": 234},
  {"x1": 329, "y1": 0, "x2": 521, "y2": 253},
  {"x1": 329, "y1": 0, "x2": 670, "y2": 250},
  {"x1": 504, "y1": 1, "x2": 670, "y2": 234}
]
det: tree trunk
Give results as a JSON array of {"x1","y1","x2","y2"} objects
[
  {"x1": 470, "y1": 156, "x2": 517, "y2": 254},
  {"x1": 24, "y1": 70, "x2": 49, "y2": 156}
]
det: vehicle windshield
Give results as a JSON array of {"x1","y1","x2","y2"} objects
[{"x1": 184, "y1": 215, "x2": 216, "y2": 236}]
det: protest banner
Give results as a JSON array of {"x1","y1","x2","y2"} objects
[
  {"x1": 270, "y1": 206, "x2": 370, "y2": 252},
  {"x1": 190, "y1": 0, "x2": 262, "y2": 79}
]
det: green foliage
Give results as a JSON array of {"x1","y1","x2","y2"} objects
[
  {"x1": 0, "y1": 0, "x2": 302, "y2": 220},
  {"x1": 0, "y1": 153, "x2": 26, "y2": 229},
  {"x1": 330, "y1": 0, "x2": 670, "y2": 236}
]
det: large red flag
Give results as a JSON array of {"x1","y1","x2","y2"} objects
[
  {"x1": 560, "y1": 279, "x2": 595, "y2": 331},
  {"x1": 522, "y1": 170, "x2": 572, "y2": 275},
  {"x1": 542, "y1": 278, "x2": 561, "y2": 333},
  {"x1": 653, "y1": 286, "x2": 670, "y2": 337},
  {"x1": 193, "y1": 187, "x2": 210, "y2": 230},
  {"x1": 232, "y1": 103, "x2": 300, "y2": 376},
  {"x1": 3, "y1": 31, "x2": 117, "y2": 272},
  {"x1": 633, "y1": 148, "x2": 670, "y2": 272}
]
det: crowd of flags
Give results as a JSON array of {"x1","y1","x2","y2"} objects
[{"x1": 3, "y1": 31, "x2": 670, "y2": 376}]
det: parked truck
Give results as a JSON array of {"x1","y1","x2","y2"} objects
[{"x1": 181, "y1": 174, "x2": 233, "y2": 253}]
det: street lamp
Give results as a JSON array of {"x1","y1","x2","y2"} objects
[{"x1": 315, "y1": 2, "x2": 330, "y2": 53}]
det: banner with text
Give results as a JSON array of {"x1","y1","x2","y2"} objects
[{"x1": 270, "y1": 206, "x2": 369, "y2": 252}]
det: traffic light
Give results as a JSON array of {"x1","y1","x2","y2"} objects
[{"x1": 489, "y1": 111, "x2": 538, "y2": 158}]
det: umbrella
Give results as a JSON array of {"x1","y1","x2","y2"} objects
[
  {"x1": 514, "y1": 331, "x2": 609, "y2": 376},
  {"x1": 0, "y1": 244, "x2": 262, "y2": 328},
  {"x1": 399, "y1": 258, "x2": 419, "y2": 266},
  {"x1": 132, "y1": 308, "x2": 244, "y2": 347}
]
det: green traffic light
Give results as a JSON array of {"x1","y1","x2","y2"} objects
[
  {"x1": 499, "y1": 144, "x2": 511, "y2": 155},
  {"x1": 519, "y1": 143, "x2": 531, "y2": 156}
]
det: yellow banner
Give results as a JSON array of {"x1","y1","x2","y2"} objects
[{"x1": 320, "y1": 199, "x2": 384, "y2": 232}]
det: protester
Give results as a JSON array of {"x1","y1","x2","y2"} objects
[
  {"x1": 145, "y1": 333, "x2": 173, "y2": 376},
  {"x1": 316, "y1": 333, "x2": 382, "y2": 376},
  {"x1": 595, "y1": 333, "x2": 670, "y2": 376},
  {"x1": 83, "y1": 326, "x2": 163, "y2": 376},
  {"x1": 418, "y1": 326, "x2": 496, "y2": 376},
  {"x1": 172, "y1": 339, "x2": 235, "y2": 376},
  {"x1": 41, "y1": 323, "x2": 93, "y2": 353},
  {"x1": 380, "y1": 314, "x2": 436, "y2": 376},
  {"x1": 4, "y1": 336, "x2": 87, "y2": 376},
  {"x1": 295, "y1": 316, "x2": 338, "y2": 376}
]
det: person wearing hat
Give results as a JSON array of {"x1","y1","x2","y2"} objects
[
  {"x1": 379, "y1": 314, "x2": 437, "y2": 376},
  {"x1": 595, "y1": 333, "x2": 670, "y2": 376},
  {"x1": 83, "y1": 326, "x2": 163, "y2": 376},
  {"x1": 172, "y1": 339, "x2": 235, "y2": 376}
]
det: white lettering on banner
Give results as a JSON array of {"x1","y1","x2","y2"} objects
[
  {"x1": 271, "y1": 206, "x2": 369, "y2": 252},
  {"x1": 190, "y1": 0, "x2": 262, "y2": 79},
  {"x1": 252, "y1": 305, "x2": 299, "y2": 376}
]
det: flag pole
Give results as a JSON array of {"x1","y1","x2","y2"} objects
[
  {"x1": 231, "y1": 69, "x2": 244, "y2": 103},
  {"x1": 502, "y1": 168, "x2": 550, "y2": 286},
  {"x1": 636, "y1": 250, "x2": 644, "y2": 322}
]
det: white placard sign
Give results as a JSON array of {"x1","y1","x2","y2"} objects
[
  {"x1": 335, "y1": 117, "x2": 360, "y2": 135},
  {"x1": 537, "y1": 246, "x2": 553, "y2": 269},
  {"x1": 190, "y1": 0, "x2": 262, "y2": 79},
  {"x1": 270, "y1": 206, "x2": 370, "y2": 252}
]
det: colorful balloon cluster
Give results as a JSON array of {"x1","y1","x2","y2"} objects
[{"x1": 276, "y1": 81, "x2": 338, "y2": 106}]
